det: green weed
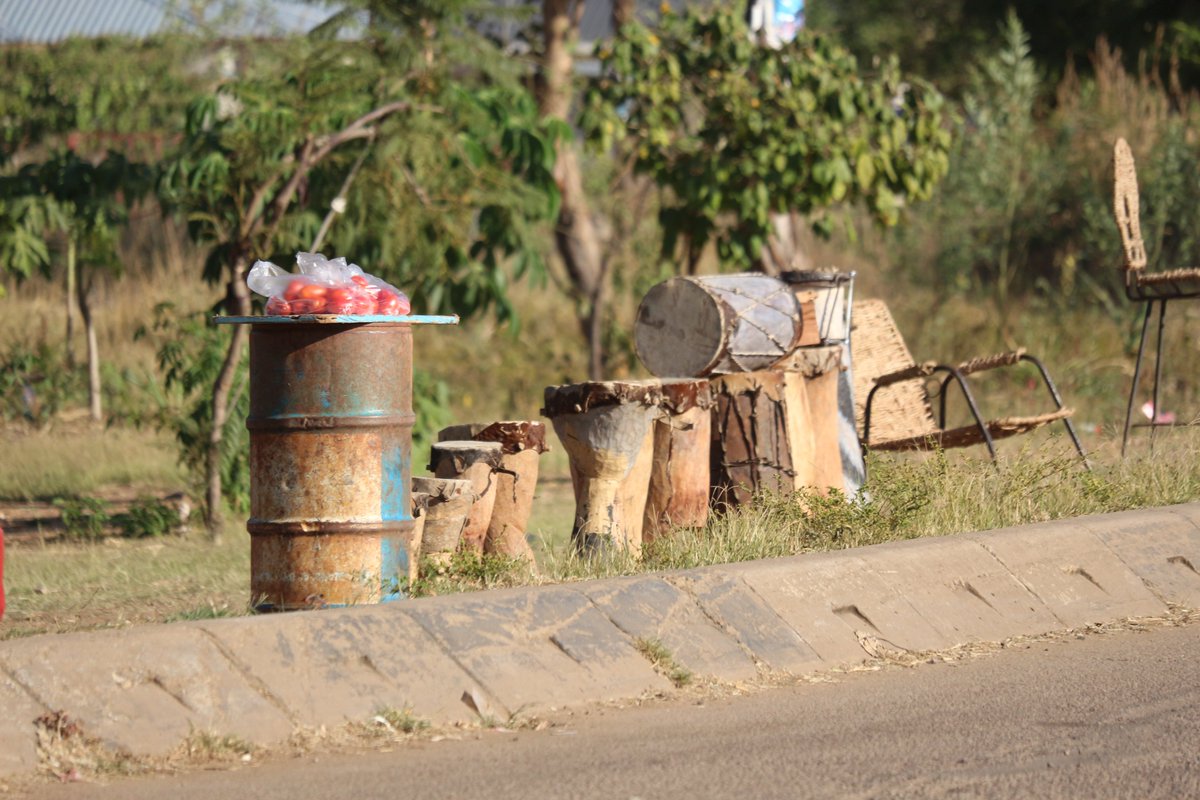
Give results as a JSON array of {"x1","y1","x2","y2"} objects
[
  {"x1": 164, "y1": 602, "x2": 238, "y2": 622},
  {"x1": 374, "y1": 707, "x2": 430, "y2": 735},
  {"x1": 115, "y1": 496, "x2": 181, "y2": 538},
  {"x1": 52, "y1": 495, "x2": 110, "y2": 540},
  {"x1": 634, "y1": 637, "x2": 693, "y2": 688}
]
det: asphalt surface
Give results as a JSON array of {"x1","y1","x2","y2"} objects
[{"x1": 28, "y1": 620, "x2": 1200, "y2": 800}]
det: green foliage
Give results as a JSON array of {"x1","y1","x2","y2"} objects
[
  {"x1": 0, "y1": 171, "x2": 65, "y2": 284},
  {"x1": 582, "y1": 6, "x2": 952, "y2": 270},
  {"x1": 0, "y1": 36, "x2": 210, "y2": 163},
  {"x1": 634, "y1": 638, "x2": 693, "y2": 687},
  {"x1": 54, "y1": 496, "x2": 111, "y2": 541},
  {"x1": 412, "y1": 368, "x2": 452, "y2": 468},
  {"x1": 0, "y1": 340, "x2": 85, "y2": 426},
  {"x1": 373, "y1": 707, "x2": 431, "y2": 735},
  {"x1": 115, "y1": 496, "x2": 182, "y2": 538},
  {"x1": 807, "y1": 0, "x2": 1200, "y2": 96},
  {"x1": 903, "y1": 12, "x2": 1042, "y2": 306},
  {"x1": 876, "y1": 15, "x2": 1200, "y2": 326},
  {"x1": 138, "y1": 304, "x2": 250, "y2": 514},
  {"x1": 165, "y1": 603, "x2": 238, "y2": 622},
  {"x1": 159, "y1": 10, "x2": 563, "y2": 320}
]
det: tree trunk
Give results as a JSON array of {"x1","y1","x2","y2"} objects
[
  {"x1": 612, "y1": 0, "x2": 635, "y2": 28},
  {"x1": 205, "y1": 255, "x2": 252, "y2": 542},
  {"x1": 65, "y1": 239, "x2": 78, "y2": 369},
  {"x1": 541, "y1": 0, "x2": 609, "y2": 380},
  {"x1": 76, "y1": 263, "x2": 102, "y2": 423}
]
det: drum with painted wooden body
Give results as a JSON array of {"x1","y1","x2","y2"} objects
[{"x1": 411, "y1": 476, "x2": 473, "y2": 566}]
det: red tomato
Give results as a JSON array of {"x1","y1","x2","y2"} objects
[
  {"x1": 290, "y1": 298, "x2": 326, "y2": 314},
  {"x1": 283, "y1": 279, "x2": 307, "y2": 301},
  {"x1": 265, "y1": 297, "x2": 292, "y2": 315},
  {"x1": 325, "y1": 299, "x2": 354, "y2": 314},
  {"x1": 376, "y1": 290, "x2": 410, "y2": 316},
  {"x1": 299, "y1": 283, "x2": 328, "y2": 300},
  {"x1": 328, "y1": 287, "x2": 354, "y2": 303},
  {"x1": 351, "y1": 297, "x2": 375, "y2": 314},
  {"x1": 350, "y1": 275, "x2": 369, "y2": 287}
]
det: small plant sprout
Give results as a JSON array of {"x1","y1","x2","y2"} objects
[{"x1": 635, "y1": 637, "x2": 693, "y2": 688}]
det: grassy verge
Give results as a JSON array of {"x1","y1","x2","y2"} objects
[
  {"x1": 4, "y1": 428, "x2": 1198, "y2": 639},
  {"x1": 0, "y1": 424, "x2": 185, "y2": 502},
  {"x1": 2, "y1": 525, "x2": 249, "y2": 640}
]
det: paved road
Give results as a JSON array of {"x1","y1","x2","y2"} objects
[{"x1": 30, "y1": 623, "x2": 1200, "y2": 799}]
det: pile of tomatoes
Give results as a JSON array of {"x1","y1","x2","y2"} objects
[{"x1": 264, "y1": 274, "x2": 411, "y2": 316}]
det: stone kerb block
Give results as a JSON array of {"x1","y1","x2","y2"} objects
[
  {"x1": 1075, "y1": 505, "x2": 1200, "y2": 608},
  {"x1": 855, "y1": 536, "x2": 1061, "y2": 644},
  {"x1": 579, "y1": 575, "x2": 759, "y2": 682},
  {"x1": 0, "y1": 626, "x2": 292, "y2": 757},
  {"x1": 196, "y1": 605, "x2": 480, "y2": 729},
  {"x1": 968, "y1": 520, "x2": 1168, "y2": 628},
  {"x1": 666, "y1": 569, "x2": 824, "y2": 674},
  {"x1": 404, "y1": 584, "x2": 670, "y2": 716},
  {"x1": 0, "y1": 669, "x2": 44, "y2": 777},
  {"x1": 724, "y1": 552, "x2": 948, "y2": 664}
]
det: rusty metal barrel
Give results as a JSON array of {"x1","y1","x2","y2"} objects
[{"x1": 217, "y1": 313, "x2": 456, "y2": 611}]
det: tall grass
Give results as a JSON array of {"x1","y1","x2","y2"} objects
[
  {"x1": 538, "y1": 427, "x2": 1200, "y2": 580},
  {"x1": 0, "y1": 425, "x2": 185, "y2": 501}
]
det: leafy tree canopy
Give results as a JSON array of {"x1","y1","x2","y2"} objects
[
  {"x1": 806, "y1": 0, "x2": 1200, "y2": 95},
  {"x1": 0, "y1": 36, "x2": 226, "y2": 163},
  {"x1": 581, "y1": 6, "x2": 952, "y2": 271}
]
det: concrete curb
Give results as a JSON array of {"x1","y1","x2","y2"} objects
[{"x1": 2, "y1": 503, "x2": 1199, "y2": 777}]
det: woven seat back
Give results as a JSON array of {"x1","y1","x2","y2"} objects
[
  {"x1": 1113, "y1": 138, "x2": 1147, "y2": 275},
  {"x1": 850, "y1": 300, "x2": 939, "y2": 442}
]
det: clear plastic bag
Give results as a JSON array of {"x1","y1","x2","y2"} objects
[{"x1": 247, "y1": 252, "x2": 411, "y2": 316}]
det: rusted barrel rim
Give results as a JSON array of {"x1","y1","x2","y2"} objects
[
  {"x1": 247, "y1": 520, "x2": 414, "y2": 535},
  {"x1": 246, "y1": 413, "x2": 417, "y2": 430}
]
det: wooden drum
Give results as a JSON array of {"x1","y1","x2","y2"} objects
[
  {"x1": 543, "y1": 381, "x2": 661, "y2": 556},
  {"x1": 635, "y1": 274, "x2": 803, "y2": 377},
  {"x1": 710, "y1": 371, "x2": 795, "y2": 508},
  {"x1": 429, "y1": 441, "x2": 504, "y2": 554},
  {"x1": 438, "y1": 421, "x2": 547, "y2": 567},
  {"x1": 644, "y1": 379, "x2": 712, "y2": 541}
]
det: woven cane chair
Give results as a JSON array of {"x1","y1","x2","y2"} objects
[
  {"x1": 850, "y1": 299, "x2": 1087, "y2": 462},
  {"x1": 1112, "y1": 137, "x2": 1200, "y2": 455}
]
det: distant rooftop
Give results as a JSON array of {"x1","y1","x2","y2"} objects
[
  {"x1": 0, "y1": 0, "x2": 337, "y2": 44},
  {"x1": 0, "y1": 0, "x2": 696, "y2": 48}
]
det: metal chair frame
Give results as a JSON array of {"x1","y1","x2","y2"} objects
[{"x1": 1112, "y1": 138, "x2": 1200, "y2": 456}]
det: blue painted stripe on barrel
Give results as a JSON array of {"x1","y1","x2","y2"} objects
[
  {"x1": 379, "y1": 537, "x2": 408, "y2": 602},
  {"x1": 382, "y1": 444, "x2": 411, "y2": 522},
  {"x1": 381, "y1": 443, "x2": 411, "y2": 602}
]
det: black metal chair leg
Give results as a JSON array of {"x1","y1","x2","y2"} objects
[
  {"x1": 1149, "y1": 299, "x2": 1168, "y2": 453},
  {"x1": 1122, "y1": 302, "x2": 1155, "y2": 457},
  {"x1": 1019, "y1": 354, "x2": 1090, "y2": 469}
]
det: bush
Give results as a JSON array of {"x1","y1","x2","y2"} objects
[
  {"x1": 0, "y1": 340, "x2": 85, "y2": 427},
  {"x1": 114, "y1": 496, "x2": 181, "y2": 538},
  {"x1": 53, "y1": 495, "x2": 110, "y2": 540}
]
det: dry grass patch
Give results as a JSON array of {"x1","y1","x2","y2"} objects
[{"x1": 2, "y1": 525, "x2": 249, "y2": 639}]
